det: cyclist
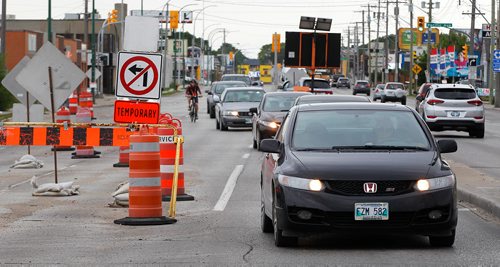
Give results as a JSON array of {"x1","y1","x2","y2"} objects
[{"x1": 186, "y1": 80, "x2": 202, "y2": 118}]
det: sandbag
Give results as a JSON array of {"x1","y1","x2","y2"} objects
[
  {"x1": 30, "y1": 176, "x2": 80, "y2": 197},
  {"x1": 10, "y1": 155, "x2": 44, "y2": 169}
]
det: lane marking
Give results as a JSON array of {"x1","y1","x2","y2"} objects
[
  {"x1": 213, "y1": 165, "x2": 244, "y2": 211},
  {"x1": 242, "y1": 153, "x2": 250, "y2": 159},
  {"x1": 248, "y1": 145, "x2": 253, "y2": 149},
  {"x1": 458, "y1": 208, "x2": 477, "y2": 212}
]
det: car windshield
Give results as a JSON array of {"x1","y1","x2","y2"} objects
[
  {"x1": 222, "y1": 76, "x2": 251, "y2": 84},
  {"x1": 376, "y1": 84, "x2": 385, "y2": 89},
  {"x1": 263, "y1": 95, "x2": 301, "y2": 112},
  {"x1": 356, "y1": 81, "x2": 368, "y2": 85},
  {"x1": 223, "y1": 90, "x2": 264, "y2": 102},
  {"x1": 303, "y1": 80, "x2": 330, "y2": 88},
  {"x1": 338, "y1": 78, "x2": 348, "y2": 82},
  {"x1": 434, "y1": 88, "x2": 477, "y2": 100},
  {"x1": 292, "y1": 110, "x2": 430, "y2": 150},
  {"x1": 386, "y1": 83, "x2": 404, "y2": 89},
  {"x1": 215, "y1": 83, "x2": 245, "y2": 94}
]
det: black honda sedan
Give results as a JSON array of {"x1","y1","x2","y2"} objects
[{"x1": 259, "y1": 103, "x2": 458, "y2": 247}]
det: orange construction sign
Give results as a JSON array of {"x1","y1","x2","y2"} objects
[
  {"x1": 114, "y1": 100, "x2": 160, "y2": 124},
  {"x1": 0, "y1": 127, "x2": 133, "y2": 146}
]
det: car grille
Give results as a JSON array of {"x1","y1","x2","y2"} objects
[
  {"x1": 238, "y1": 111, "x2": 252, "y2": 117},
  {"x1": 325, "y1": 180, "x2": 414, "y2": 196}
]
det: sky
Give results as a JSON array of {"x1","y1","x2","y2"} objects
[{"x1": 4, "y1": 0, "x2": 495, "y2": 58}]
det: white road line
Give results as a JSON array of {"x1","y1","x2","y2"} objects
[
  {"x1": 458, "y1": 208, "x2": 477, "y2": 212},
  {"x1": 213, "y1": 165, "x2": 244, "y2": 211},
  {"x1": 248, "y1": 144, "x2": 253, "y2": 149},
  {"x1": 242, "y1": 153, "x2": 250, "y2": 159}
]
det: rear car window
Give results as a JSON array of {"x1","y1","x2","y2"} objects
[
  {"x1": 356, "y1": 81, "x2": 368, "y2": 85},
  {"x1": 303, "y1": 80, "x2": 330, "y2": 88},
  {"x1": 222, "y1": 76, "x2": 251, "y2": 84},
  {"x1": 292, "y1": 110, "x2": 429, "y2": 149},
  {"x1": 386, "y1": 83, "x2": 404, "y2": 89},
  {"x1": 263, "y1": 95, "x2": 301, "y2": 112},
  {"x1": 434, "y1": 88, "x2": 477, "y2": 100}
]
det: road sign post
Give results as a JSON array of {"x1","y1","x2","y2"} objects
[{"x1": 493, "y1": 50, "x2": 500, "y2": 73}]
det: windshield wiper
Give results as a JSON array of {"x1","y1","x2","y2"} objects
[
  {"x1": 332, "y1": 145, "x2": 429, "y2": 151},
  {"x1": 295, "y1": 148, "x2": 336, "y2": 152}
]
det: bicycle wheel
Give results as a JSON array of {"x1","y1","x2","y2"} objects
[{"x1": 190, "y1": 105, "x2": 196, "y2": 122}]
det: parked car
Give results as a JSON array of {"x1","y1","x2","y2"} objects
[
  {"x1": 250, "y1": 92, "x2": 310, "y2": 149},
  {"x1": 336, "y1": 77, "x2": 351, "y2": 88},
  {"x1": 259, "y1": 102, "x2": 458, "y2": 247},
  {"x1": 415, "y1": 83, "x2": 433, "y2": 110},
  {"x1": 380, "y1": 82, "x2": 407, "y2": 104},
  {"x1": 417, "y1": 84, "x2": 484, "y2": 138},
  {"x1": 298, "y1": 77, "x2": 333, "y2": 94},
  {"x1": 206, "y1": 81, "x2": 247, "y2": 118},
  {"x1": 372, "y1": 84, "x2": 385, "y2": 101},
  {"x1": 294, "y1": 94, "x2": 370, "y2": 106},
  {"x1": 221, "y1": 74, "x2": 252, "y2": 86},
  {"x1": 215, "y1": 87, "x2": 265, "y2": 131},
  {"x1": 353, "y1": 80, "x2": 371, "y2": 95},
  {"x1": 331, "y1": 74, "x2": 345, "y2": 87}
]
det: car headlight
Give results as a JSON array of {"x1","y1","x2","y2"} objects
[
  {"x1": 414, "y1": 174, "x2": 455, "y2": 192},
  {"x1": 278, "y1": 175, "x2": 324, "y2": 192},
  {"x1": 259, "y1": 120, "x2": 279, "y2": 129},
  {"x1": 223, "y1": 110, "x2": 239, "y2": 116}
]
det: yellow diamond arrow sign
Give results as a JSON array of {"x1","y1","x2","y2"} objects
[{"x1": 412, "y1": 64, "x2": 422, "y2": 75}]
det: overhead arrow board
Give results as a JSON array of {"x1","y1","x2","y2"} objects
[{"x1": 115, "y1": 52, "x2": 163, "y2": 100}]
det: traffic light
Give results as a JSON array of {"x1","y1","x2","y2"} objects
[
  {"x1": 229, "y1": 51, "x2": 234, "y2": 61},
  {"x1": 170, "y1": 11, "x2": 179, "y2": 30},
  {"x1": 109, "y1": 9, "x2": 119, "y2": 23},
  {"x1": 417, "y1": 16, "x2": 425, "y2": 32},
  {"x1": 412, "y1": 51, "x2": 417, "y2": 60},
  {"x1": 462, "y1": 45, "x2": 468, "y2": 60},
  {"x1": 271, "y1": 33, "x2": 281, "y2": 53}
]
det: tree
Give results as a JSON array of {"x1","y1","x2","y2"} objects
[
  {"x1": 258, "y1": 43, "x2": 285, "y2": 65},
  {"x1": 0, "y1": 55, "x2": 16, "y2": 111}
]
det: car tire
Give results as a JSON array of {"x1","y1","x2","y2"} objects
[
  {"x1": 381, "y1": 96, "x2": 386, "y2": 103},
  {"x1": 353, "y1": 91, "x2": 357, "y2": 95},
  {"x1": 256, "y1": 131, "x2": 261, "y2": 150},
  {"x1": 209, "y1": 107, "x2": 216, "y2": 119},
  {"x1": 469, "y1": 124, "x2": 485, "y2": 138},
  {"x1": 220, "y1": 117, "x2": 228, "y2": 131},
  {"x1": 215, "y1": 118, "x2": 220, "y2": 129},
  {"x1": 272, "y1": 189, "x2": 297, "y2": 247},
  {"x1": 401, "y1": 96, "x2": 407, "y2": 105},
  {"x1": 261, "y1": 190, "x2": 273, "y2": 233},
  {"x1": 206, "y1": 102, "x2": 210, "y2": 114},
  {"x1": 429, "y1": 230, "x2": 455, "y2": 247}
]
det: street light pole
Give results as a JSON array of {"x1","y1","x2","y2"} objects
[
  {"x1": 48, "y1": 0, "x2": 52, "y2": 42},
  {"x1": 91, "y1": 0, "x2": 96, "y2": 100},
  {"x1": 191, "y1": 5, "x2": 216, "y2": 80},
  {"x1": 1, "y1": 0, "x2": 6, "y2": 53}
]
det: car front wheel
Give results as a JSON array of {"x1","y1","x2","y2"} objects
[
  {"x1": 273, "y1": 189, "x2": 297, "y2": 247},
  {"x1": 381, "y1": 96, "x2": 386, "y2": 103},
  {"x1": 215, "y1": 117, "x2": 220, "y2": 129},
  {"x1": 429, "y1": 230, "x2": 455, "y2": 247},
  {"x1": 401, "y1": 96, "x2": 407, "y2": 105},
  {"x1": 220, "y1": 117, "x2": 228, "y2": 131}
]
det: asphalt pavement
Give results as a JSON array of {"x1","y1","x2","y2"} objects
[{"x1": 0, "y1": 86, "x2": 498, "y2": 264}]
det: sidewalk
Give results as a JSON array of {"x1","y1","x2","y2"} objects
[{"x1": 448, "y1": 159, "x2": 500, "y2": 219}]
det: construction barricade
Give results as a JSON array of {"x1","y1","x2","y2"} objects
[
  {"x1": 52, "y1": 106, "x2": 75, "y2": 151},
  {"x1": 114, "y1": 127, "x2": 176, "y2": 225},
  {"x1": 78, "y1": 91, "x2": 95, "y2": 119},
  {"x1": 158, "y1": 117, "x2": 194, "y2": 201},
  {"x1": 72, "y1": 107, "x2": 100, "y2": 159}
]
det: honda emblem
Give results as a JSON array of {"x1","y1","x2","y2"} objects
[{"x1": 363, "y1": 182, "x2": 377, "y2": 193}]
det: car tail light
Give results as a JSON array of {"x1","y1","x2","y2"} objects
[
  {"x1": 375, "y1": 89, "x2": 379, "y2": 93},
  {"x1": 474, "y1": 116, "x2": 484, "y2": 119},
  {"x1": 427, "y1": 99, "x2": 444, "y2": 105},
  {"x1": 467, "y1": 100, "x2": 483, "y2": 106},
  {"x1": 427, "y1": 115, "x2": 437, "y2": 119}
]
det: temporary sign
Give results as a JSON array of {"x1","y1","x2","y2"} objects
[
  {"x1": 15, "y1": 42, "x2": 86, "y2": 111},
  {"x1": 1, "y1": 56, "x2": 36, "y2": 107},
  {"x1": 115, "y1": 52, "x2": 163, "y2": 100},
  {"x1": 114, "y1": 100, "x2": 160, "y2": 124}
]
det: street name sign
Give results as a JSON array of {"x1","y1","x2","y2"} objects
[
  {"x1": 114, "y1": 100, "x2": 160, "y2": 124},
  {"x1": 16, "y1": 42, "x2": 86, "y2": 111},
  {"x1": 426, "y1": 23, "x2": 452, "y2": 28},
  {"x1": 493, "y1": 50, "x2": 500, "y2": 73},
  {"x1": 1, "y1": 56, "x2": 36, "y2": 107},
  {"x1": 115, "y1": 52, "x2": 163, "y2": 100}
]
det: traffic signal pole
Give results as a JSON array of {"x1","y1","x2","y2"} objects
[
  {"x1": 496, "y1": 3, "x2": 500, "y2": 108},
  {"x1": 409, "y1": 0, "x2": 414, "y2": 92},
  {"x1": 91, "y1": 0, "x2": 96, "y2": 102}
]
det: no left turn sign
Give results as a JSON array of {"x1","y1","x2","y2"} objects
[{"x1": 115, "y1": 51, "x2": 163, "y2": 100}]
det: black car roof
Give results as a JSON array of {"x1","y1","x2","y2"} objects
[
  {"x1": 296, "y1": 102, "x2": 412, "y2": 112},
  {"x1": 297, "y1": 95, "x2": 369, "y2": 102},
  {"x1": 265, "y1": 92, "x2": 310, "y2": 97}
]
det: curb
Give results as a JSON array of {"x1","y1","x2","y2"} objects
[{"x1": 457, "y1": 187, "x2": 500, "y2": 220}]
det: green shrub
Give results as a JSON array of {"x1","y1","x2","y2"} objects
[{"x1": 0, "y1": 54, "x2": 17, "y2": 111}]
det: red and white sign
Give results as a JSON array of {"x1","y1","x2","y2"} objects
[
  {"x1": 114, "y1": 100, "x2": 160, "y2": 124},
  {"x1": 115, "y1": 52, "x2": 163, "y2": 100}
]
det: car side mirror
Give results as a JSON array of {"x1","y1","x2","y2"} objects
[
  {"x1": 259, "y1": 139, "x2": 281, "y2": 153},
  {"x1": 249, "y1": 107, "x2": 258, "y2": 114},
  {"x1": 416, "y1": 95, "x2": 423, "y2": 101},
  {"x1": 278, "y1": 84, "x2": 284, "y2": 89},
  {"x1": 213, "y1": 95, "x2": 220, "y2": 103},
  {"x1": 437, "y1": 139, "x2": 457, "y2": 153}
]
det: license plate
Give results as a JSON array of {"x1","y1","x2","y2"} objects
[
  {"x1": 245, "y1": 118, "x2": 251, "y2": 123},
  {"x1": 355, "y1": 203, "x2": 389, "y2": 221},
  {"x1": 448, "y1": 111, "x2": 461, "y2": 117}
]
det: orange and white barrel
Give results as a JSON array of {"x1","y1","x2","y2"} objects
[
  {"x1": 71, "y1": 107, "x2": 100, "y2": 159},
  {"x1": 113, "y1": 146, "x2": 130, "y2": 167},
  {"x1": 52, "y1": 106, "x2": 75, "y2": 151}
]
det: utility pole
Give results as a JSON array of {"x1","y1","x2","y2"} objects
[
  {"x1": 489, "y1": 0, "x2": 496, "y2": 104},
  {"x1": 394, "y1": 0, "x2": 399, "y2": 82},
  {"x1": 375, "y1": 0, "x2": 382, "y2": 85},
  {"x1": 409, "y1": 0, "x2": 414, "y2": 92},
  {"x1": 496, "y1": 0, "x2": 500, "y2": 107},
  {"x1": 462, "y1": 0, "x2": 484, "y2": 82},
  {"x1": 84, "y1": 0, "x2": 88, "y2": 45},
  {"x1": 367, "y1": 6, "x2": 372, "y2": 82},
  {"x1": 348, "y1": 27, "x2": 351, "y2": 78},
  {"x1": 1, "y1": 0, "x2": 6, "y2": 54},
  {"x1": 426, "y1": 0, "x2": 432, "y2": 83},
  {"x1": 48, "y1": 0, "x2": 52, "y2": 42},
  {"x1": 384, "y1": 0, "x2": 389, "y2": 83},
  {"x1": 222, "y1": 28, "x2": 226, "y2": 74},
  {"x1": 362, "y1": 11, "x2": 365, "y2": 79}
]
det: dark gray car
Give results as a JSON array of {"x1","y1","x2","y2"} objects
[
  {"x1": 259, "y1": 103, "x2": 458, "y2": 247},
  {"x1": 215, "y1": 87, "x2": 265, "y2": 131},
  {"x1": 206, "y1": 81, "x2": 247, "y2": 118}
]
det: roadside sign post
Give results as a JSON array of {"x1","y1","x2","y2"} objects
[{"x1": 493, "y1": 50, "x2": 500, "y2": 73}]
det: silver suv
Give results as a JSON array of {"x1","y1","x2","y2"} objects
[
  {"x1": 380, "y1": 82, "x2": 407, "y2": 105},
  {"x1": 417, "y1": 84, "x2": 485, "y2": 138}
]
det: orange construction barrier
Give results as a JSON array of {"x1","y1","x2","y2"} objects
[
  {"x1": 68, "y1": 91, "x2": 78, "y2": 115},
  {"x1": 114, "y1": 128, "x2": 175, "y2": 225},
  {"x1": 79, "y1": 91, "x2": 94, "y2": 119},
  {"x1": 51, "y1": 106, "x2": 75, "y2": 151},
  {"x1": 113, "y1": 146, "x2": 129, "y2": 167},
  {"x1": 72, "y1": 107, "x2": 100, "y2": 159},
  {"x1": 158, "y1": 118, "x2": 194, "y2": 201}
]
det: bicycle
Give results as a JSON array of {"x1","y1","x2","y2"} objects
[{"x1": 189, "y1": 96, "x2": 201, "y2": 122}]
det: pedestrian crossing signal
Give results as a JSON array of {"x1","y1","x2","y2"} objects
[{"x1": 417, "y1": 17, "x2": 425, "y2": 32}]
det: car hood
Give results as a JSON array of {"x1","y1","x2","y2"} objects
[
  {"x1": 220, "y1": 102, "x2": 260, "y2": 111},
  {"x1": 287, "y1": 151, "x2": 436, "y2": 180},
  {"x1": 260, "y1": 111, "x2": 287, "y2": 123}
]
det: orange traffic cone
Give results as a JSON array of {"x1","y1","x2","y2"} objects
[
  {"x1": 71, "y1": 107, "x2": 100, "y2": 159},
  {"x1": 113, "y1": 146, "x2": 129, "y2": 167}
]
